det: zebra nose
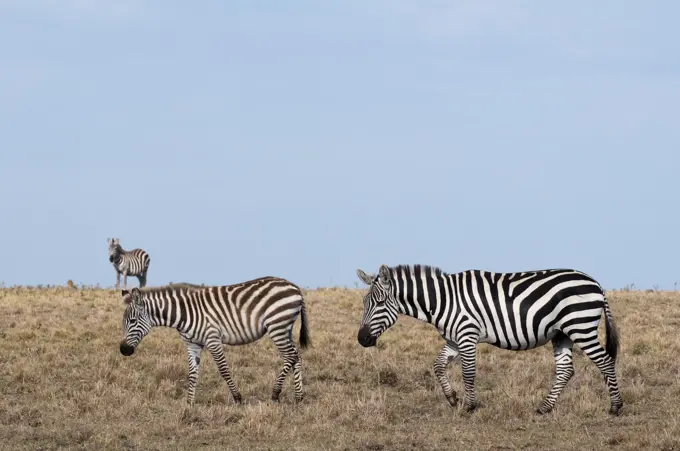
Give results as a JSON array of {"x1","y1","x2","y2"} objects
[
  {"x1": 358, "y1": 326, "x2": 377, "y2": 348},
  {"x1": 109, "y1": 255, "x2": 114, "y2": 262},
  {"x1": 120, "y1": 342, "x2": 134, "y2": 356}
]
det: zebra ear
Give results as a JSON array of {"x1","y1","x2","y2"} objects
[
  {"x1": 131, "y1": 287, "x2": 143, "y2": 306},
  {"x1": 378, "y1": 264, "x2": 391, "y2": 284},
  {"x1": 122, "y1": 290, "x2": 131, "y2": 304},
  {"x1": 356, "y1": 269, "x2": 375, "y2": 286}
]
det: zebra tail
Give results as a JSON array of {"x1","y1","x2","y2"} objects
[
  {"x1": 299, "y1": 299, "x2": 310, "y2": 349},
  {"x1": 603, "y1": 295, "x2": 620, "y2": 363}
]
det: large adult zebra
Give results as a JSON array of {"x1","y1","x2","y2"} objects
[
  {"x1": 355, "y1": 264, "x2": 623, "y2": 415},
  {"x1": 107, "y1": 238, "x2": 151, "y2": 289},
  {"x1": 118, "y1": 276, "x2": 310, "y2": 406}
]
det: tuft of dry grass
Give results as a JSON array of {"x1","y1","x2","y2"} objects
[{"x1": 1, "y1": 286, "x2": 679, "y2": 450}]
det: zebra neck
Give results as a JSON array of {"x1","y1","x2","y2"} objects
[
  {"x1": 394, "y1": 288, "x2": 436, "y2": 324},
  {"x1": 146, "y1": 295, "x2": 188, "y2": 331},
  {"x1": 392, "y1": 272, "x2": 454, "y2": 326}
]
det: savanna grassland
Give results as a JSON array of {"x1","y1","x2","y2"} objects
[{"x1": 1, "y1": 286, "x2": 679, "y2": 450}]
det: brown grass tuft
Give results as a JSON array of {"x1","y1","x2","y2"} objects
[{"x1": 0, "y1": 287, "x2": 679, "y2": 450}]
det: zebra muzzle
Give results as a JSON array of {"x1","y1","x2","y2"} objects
[
  {"x1": 357, "y1": 326, "x2": 377, "y2": 348},
  {"x1": 120, "y1": 342, "x2": 135, "y2": 356}
]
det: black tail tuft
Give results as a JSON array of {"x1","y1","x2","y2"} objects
[
  {"x1": 604, "y1": 296, "x2": 620, "y2": 363},
  {"x1": 299, "y1": 300, "x2": 310, "y2": 349}
]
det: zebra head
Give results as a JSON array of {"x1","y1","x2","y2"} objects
[
  {"x1": 107, "y1": 237, "x2": 121, "y2": 263},
  {"x1": 119, "y1": 287, "x2": 151, "y2": 356},
  {"x1": 355, "y1": 264, "x2": 399, "y2": 348}
]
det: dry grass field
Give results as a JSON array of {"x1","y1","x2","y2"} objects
[{"x1": 1, "y1": 285, "x2": 679, "y2": 450}]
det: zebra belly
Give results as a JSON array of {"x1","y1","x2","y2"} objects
[
  {"x1": 529, "y1": 330, "x2": 557, "y2": 348},
  {"x1": 478, "y1": 327, "x2": 558, "y2": 350},
  {"x1": 217, "y1": 324, "x2": 265, "y2": 346}
]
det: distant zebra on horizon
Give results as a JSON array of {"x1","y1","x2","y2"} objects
[
  {"x1": 355, "y1": 264, "x2": 623, "y2": 415},
  {"x1": 118, "y1": 276, "x2": 310, "y2": 406},
  {"x1": 107, "y1": 238, "x2": 150, "y2": 289}
]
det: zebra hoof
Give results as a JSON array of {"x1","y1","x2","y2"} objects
[
  {"x1": 463, "y1": 402, "x2": 478, "y2": 413},
  {"x1": 445, "y1": 394, "x2": 458, "y2": 407},
  {"x1": 609, "y1": 404, "x2": 623, "y2": 416},
  {"x1": 232, "y1": 393, "x2": 243, "y2": 404},
  {"x1": 536, "y1": 405, "x2": 553, "y2": 415},
  {"x1": 271, "y1": 393, "x2": 281, "y2": 403},
  {"x1": 294, "y1": 396, "x2": 304, "y2": 403}
]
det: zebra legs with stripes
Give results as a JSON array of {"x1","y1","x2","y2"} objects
[
  {"x1": 355, "y1": 264, "x2": 623, "y2": 415},
  {"x1": 118, "y1": 277, "x2": 310, "y2": 406},
  {"x1": 107, "y1": 237, "x2": 151, "y2": 289}
]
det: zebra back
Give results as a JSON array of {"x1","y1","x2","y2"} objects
[{"x1": 134, "y1": 276, "x2": 308, "y2": 346}]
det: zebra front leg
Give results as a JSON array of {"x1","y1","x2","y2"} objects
[
  {"x1": 184, "y1": 341, "x2": 204, "y2": 406},
  {"x1": 205, "y1": 339, "x2": 242, "y2": 404},
  {"x1": 115, "y1": 271, "x2": 121, "y2": 290},
  {"x1": 269, "y1": 326, "x2": 302, "y2": 402},
  {"x1": 433, "y1": 342, "x2": 460, "y2": 407},
  {"x1": 537, "y1": 333, "x2": 574, "y2": 414},
  {"x1": 458, "y1": 340, "x2": 479, "y2": 412},
  {"x1": 122, "y1": 271, "x2": 128, "y2": 290}
]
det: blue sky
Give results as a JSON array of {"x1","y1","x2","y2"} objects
[{"x1": 1, "y1": 1, "x2": 678, "y2": 290}]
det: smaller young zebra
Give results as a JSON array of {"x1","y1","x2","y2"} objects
[
  {"x1": 118, "y1": 277, "x2": 310, "y2": 406},
  {"x1": 107, "y1": 238, "x2": 151, "y2": 289}
]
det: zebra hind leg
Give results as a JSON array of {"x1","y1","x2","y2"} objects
[
  {"x1": 537, "y1": 333, "x2": 574, "y2": 414},
  {"x1": 569, "y1": 329, "x2": 623, "y2": 415},
  {"x1": 269, "y1": 324, "x2": 303, "y2": 403}
]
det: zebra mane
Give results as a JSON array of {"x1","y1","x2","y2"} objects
[
  {"x1": 167, "y1": 282, "x2": 205, "y2": 289},
  {"x1": 136, "y1": 283, "x2": 205, "y2": 295},
  {"x1": 390, "y1": 264, "x2": 447, "y2": 278}
]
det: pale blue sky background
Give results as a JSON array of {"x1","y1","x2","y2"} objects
[{"x1": 1, "y1": 1, "x2": 678, "y2": 289}]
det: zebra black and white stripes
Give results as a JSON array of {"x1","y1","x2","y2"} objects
[
  {"x1": 119, "y1": 276, "x2": 310, "y2": 405},
  {"x1": 107, "y1": 238, "x2": 151, "y2": 289},
  {"x1": 355, "y1": 264, "x2": 623, "y2": 415}
]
